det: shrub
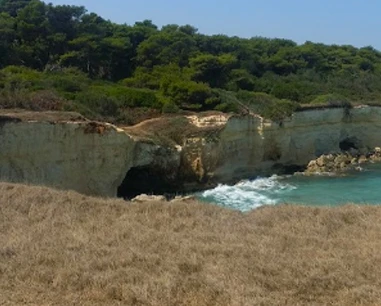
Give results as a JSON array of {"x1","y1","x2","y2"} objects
[
  {"x1": 120, "y1": 88, "x2": 161, "y2": 108},
  {"x1": 43, "y1": 70, "x2": 89, "y2": 94},
  {"x1": 214, "y1": 102, "x2": 239, "y2": 113},
  {"x1": 27, "y1": 90, "x2": 66, "y2": 111},
  {"x1": 74, "y1": 91, "x2": 121, "y2": 119},
  {"x1": 236, "y1": 91, "x2": 299, "y2": 120},
  {"x1": 310, "y1": 93, "x2": 350, "y2": 106},
  {"x1": 0, "y1": 90, "x2": 65, "y2": 111},
  {"x1": 261, "y1": 99, "x2": 299, "y2": 121},
  {"x1": 164, "y1": 80, "x2": 212, "y2": 110},
  {"x1": 78, "y1": 84, "x2": 161, "y2": 108},
  {"x1": 0, "y1": 66, "x2": 43, "y2": 92},
  {"x1": 208, "y1": 90, "x2": 237, "y2": 113},
  {"x1": 226, "y1": 69, "x2": 256, "y2": 91},
  {"x1": 162, "y1": 101, "x2": 180, "y2": 113},
  {"x1": 121, "y1": 72, "x2": 159, "y2": 90},
  {"x1": 271, "y1": 83, "x2": 301, "y2": 101}
]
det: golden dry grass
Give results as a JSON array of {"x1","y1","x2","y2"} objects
[{"x1": 1, "y1": 183, "x2": 381, "y2": 305}]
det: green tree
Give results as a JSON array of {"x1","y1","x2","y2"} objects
[
  {"x1": 0, "y1": 0, "x2": 31, "y2": 16},
  {"x1": 190, "y1": 53, "x2": 237, "y2": 88},
  {"x1": 14, "y1": 0, "x2": 51, "y2": 68},
  {"x1": 136, "y1": 28, "x2": 197, "y2": 67},
  {"x1": 45, "y1": 4, "x2": 85, "y2": 60},
  {"x1": 0, "y1": 12, "x2": 16, "y2": 67}
]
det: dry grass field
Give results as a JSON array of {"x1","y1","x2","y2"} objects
[{"x1": 1, "y1": 183, "x2": 381, "y2": 305}]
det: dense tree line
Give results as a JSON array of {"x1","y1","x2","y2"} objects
[{"x1": 1, "y1": 0, "x2": 381, "y2": 123}]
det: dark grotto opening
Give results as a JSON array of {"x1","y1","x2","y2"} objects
[
  {"x1": 117, "y1": 166, "x2": 179, "y2": 199},
  {"x1": 339, "y1": 137, "x2": 360, "y2": 152},
  {"x1": 271, "y1": 163, "x2": 306, "y2": 175}
]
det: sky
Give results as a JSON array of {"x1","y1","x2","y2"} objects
[{"x1": 46, "y1": 0, "x2": 381, "y2": 50}]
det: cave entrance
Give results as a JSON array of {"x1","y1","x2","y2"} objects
[
  {"x1": 339, "y1": 137, "x2": 360, "y2": 152},
  {"x1": 272, "y1": 163, "x2": 305, "y2": 175},
  {"x1": 117, "y1": 166, "x2": 177, "y2": 199}
]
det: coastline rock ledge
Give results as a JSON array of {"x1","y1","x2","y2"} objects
[{"x1": 1, "y1": 105, "x2": 381, "y2": 198}]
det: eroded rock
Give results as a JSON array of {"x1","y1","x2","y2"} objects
[
  {"x1": 304, "y1": 147, "x2": 381, "y2": 175},
  {"x1": 1, "y1": 106, "x2": 381, "y2": 197},
  {"x1": 131, "y1": 194, "x2": 166, "y2": 202}
]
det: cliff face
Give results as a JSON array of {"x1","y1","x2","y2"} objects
[
  {"x1": 186, "y1": 106, "x2": 381, "y2": 185},
  {"x1": 0, "y1": 116, "x2": 136, "y2": 197},
  {"x1": 1, "y1": 106, "x2": 380, "y2": 197}
]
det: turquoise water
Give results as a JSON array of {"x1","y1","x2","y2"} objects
[{"x1": 198, "y1": 163, "x2": 381, "y2": 211}]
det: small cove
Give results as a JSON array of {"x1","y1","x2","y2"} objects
[{"x1": 197, "y1": 163, "x2": 381, "y2": 211}]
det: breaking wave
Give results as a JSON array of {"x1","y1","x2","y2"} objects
[{"x1": 199, "y1": 175, "x2": 296, "y2": 211}]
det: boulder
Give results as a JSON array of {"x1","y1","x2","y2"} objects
[
  {"x1": 358, "y1": 155, "x2": 368, "y2": 164},
  {"x1": 304, "y1": 144, "x2": 381, "y2": 176},
  {"x1": 131, "y1": 194, "x2": 166, "y2": 203},
  {"x1": 351, "y1": 158, "x2": 358, "y2": 164}
]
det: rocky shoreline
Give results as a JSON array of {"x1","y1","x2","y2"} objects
[
  {"x1": 2, "y1": 106, "x2": 381, "y2": 197},
  {"x1": 301, "y1": 147, "x2": 381, "y2": 175}
]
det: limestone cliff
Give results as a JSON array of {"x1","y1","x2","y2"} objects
[
  {"x1": 1, "y1": 106, "x2": 381, "y2": 197},
  {"x1": 0, "y1": 112, "x2": 136, "y2": 197},
  {"x1": 181, "y1": 106, "x2": 381, "y2": 186}
]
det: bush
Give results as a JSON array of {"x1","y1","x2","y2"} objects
[
  {"x1": 43, "y1": 70, "x2": 89, "y2": 94},
  {"x1": 74, "y1": 91, "x2": 121, "y2": 119},
  {"x1": 164, "y1": 80, "x2": 212, "y2": 110},
  {"x1": 271, "y1": 83, "x2": 301, "y2": 101},
  {"x1": 236, "y1": 91, "x2": 299, "y2": 120},
  {"x1": 211, "y1": 90, "x2": 240, "y2": 113},
  {"x1": 162, "y1": 101, "x2": 180, "y2": 113},
  {"x1": 236, "y1": 91, "x2": 276, "y2": 115},
  {"x1": 121, "y1": 73, "x2": 159, "y2": 90},
  {"x1": 72, "y1": 84, "x2": 163, "y2": 122},
  {"x1": 262, "y1": 99, "x2": 299, "y2": 121},
  {"x1": 27, "y1": 90, "x2": 66, "y2": 111},
  {"x1": 0, "y1": 66, "x2": 43, "y2": 92},
  {"x1": 310, "y1": 94, "x2": 352, "y2": 108},
  {"x1": 0, "y1": 90, "x2": 65, "y2": 111},
  {"x1": 0, "y1": 66, "x2": 165, "y2": 123},
  {"x1": 121, "y1": 88, "x2": 161, "y2": 108},
  {"x1": 311, "y1": 93, "x2": 349, "y2": 105},
  {"x1": 214, "y1": 102, "x2": 239, "y2": 113},
  {"x1": 226, "y1": 69, "x2": 255, "y2": 91},
  {"x1": 78, "y1": 85, "x2": 161, "y2": 108},
  {"x1": 121, "y1": 65, "x2": 191, "y2": 91}
]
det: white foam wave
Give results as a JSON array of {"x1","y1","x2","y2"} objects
[{"x1": 199, "y1": 175, "x2": 296, "y2": 211}]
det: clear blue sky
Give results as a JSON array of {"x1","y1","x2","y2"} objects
[{"x1": 46, "y1": 0, "x2": 381, "y2": 50}]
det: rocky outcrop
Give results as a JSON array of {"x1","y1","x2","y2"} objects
[
  {"x1": 131, "y1": 194, "x2": 166, "y2": 202},
  {"x1": 0, "y1": 113, "x2": 136, "y2": 197},
  {"x1": 1, "y1": 105, "x2": 381, "y2": 197},
  {"x1": 304, "y1": 147, "x2": 381, "y2": 174},
  {"x1": 176, "y1": 105, "x2": 381, "y2": 186}
]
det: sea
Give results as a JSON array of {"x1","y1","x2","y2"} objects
[{"x1": 197, "y1": 163, "x2": 381, "y2": 212}]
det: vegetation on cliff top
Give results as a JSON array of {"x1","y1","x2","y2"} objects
[
  {"x1": 2, "y1": 182, "x2": 381, "y2": 305},
  {"x1": 1, "y1": 0, "x2": 381, "y2": 124}
]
